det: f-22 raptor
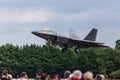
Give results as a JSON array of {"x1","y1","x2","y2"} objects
[{"x1": 32, "y1": 28, "x2": 107, "y2": 52}]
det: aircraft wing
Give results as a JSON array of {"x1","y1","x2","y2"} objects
[{"x1": 68, "y1": 38, "x2": 107, "y2": 48}]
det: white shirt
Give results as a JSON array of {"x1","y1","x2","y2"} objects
[{"x1": 17, "y1": 78, "x2": 27, "y2": 80}]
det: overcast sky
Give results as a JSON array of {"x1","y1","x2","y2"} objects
[{"x1": 0, "y1": 0, "x2": 120, "y2": 48}]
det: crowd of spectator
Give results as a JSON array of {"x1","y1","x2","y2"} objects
[{"x1": 0, "y1": 69, "x2": 116, "y2": 80}]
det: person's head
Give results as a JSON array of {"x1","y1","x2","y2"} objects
[
  {"x1": 108, "y1": 75, "x2": 115, "y2": 80},
  {"x1": 95, "y1": 74, "x2": 105, "y2": 80},
  {"x1": 48, "y1": 70, "x2": 58, "y2": 80},
  {"x1": 36, "y1": 69, "x2": 43, "y2": 76},
  {"x1": 20, "y1": 72, "x2": 27, "y2": 78},
  {"x1": 100, "y1": 75, "x2": 105, "y2": 80},
  {"x1": 7, "y1": 74, "x2": 13, "y2": 80},
  {"x1": 83, "y1": 71, "x2": 93, "y2": 80},
  {"x1": 73, "y1": 70, "x2": 82, "y2": 79},
  {"x1": 41, "y1": 73, "x2": 47, "y2": 80},
  {"x1": 2, "y1": 70, "x2": 8, "y2": 76},
  {"x1": 64, "y1": 70, "x2": 71, "y2": 79},
  {"x1": 70, "y1": 70, "x2": 82, "y2": 80}
]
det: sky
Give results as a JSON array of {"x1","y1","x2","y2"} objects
[{"x1": 0, "y1": 0, "x2": 120, "y2": 48}]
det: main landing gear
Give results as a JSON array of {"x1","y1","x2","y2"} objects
[{"x1": 62, "y1": 46, "x2": 80, "y2": 53}]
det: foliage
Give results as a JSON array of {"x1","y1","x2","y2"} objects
[
  {"x1": 110, "y1": 70, "x2": 120, "y2": 79},
  {"x1": 0, "y1": 42, "x2": 120, "y2": 78},
  {"x1": 115, "y1": 39, "x2": 120, "y2": 53}
]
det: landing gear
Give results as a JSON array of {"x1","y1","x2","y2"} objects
[
  {"x1": 47, "y1": 40, "x2": 52, "y2": 45},
  {"x1": 62, "y1": 46, "x2": 68, "y2": 53},
  {"x1": 74, "y1": 45, "x2": 80, "y2": 53},
  {"x1": 75, "y1": 48, "x2": 79, "y2": 53},
  {"x1": 62, "y1": 46, "x2": 80, "y2": 53}
]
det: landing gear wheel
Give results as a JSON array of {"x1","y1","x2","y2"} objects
[{"x1": 75, "y1": 48, "x2": 79, "y2": 53}]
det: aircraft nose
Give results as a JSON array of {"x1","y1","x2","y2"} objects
[
  {"x1": 31, "y1": 31, "x2": 37, "y2": 35},
  {"x1": 31, "y1": 31, "x2": 44, "y2": 37}
]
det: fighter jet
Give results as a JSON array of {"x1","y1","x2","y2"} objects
[{"x1": 31, "y1": 28, "x2": 107, "y2": 52}]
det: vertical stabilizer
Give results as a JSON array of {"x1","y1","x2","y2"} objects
[
  {"x1": 70, "y1": 29, "x2": 79, "y2": 39},
  {"x1": 84, "y1": 28, "x2": 97, "y2": 41}
]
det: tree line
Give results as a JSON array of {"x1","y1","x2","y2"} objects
[{"x1": 0, "y1": 40, "x2": 120, "y2": 78}]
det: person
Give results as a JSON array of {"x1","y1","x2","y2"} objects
[
  {"x1": 95, "y1": 74, "x2": 105, "y2": 80},
  {"x1": 83, "y1": 71, "x2": 93, "y2": 80},
  {"x1": 47, "y1": 70, "x2": 58, "y2": 80},
  {"x1": 70, "y1": 70, "x2": 82, "y2": 80},
  {"x1": 64, "y1": 70, "x2": 71, "y2": 80},
  {"x1": 1, "y1": 70, "x2": 12, "y2": 80},
  {"x1": 57, "y1": 75, "x2": 61, "y2": 80},
  {"x1": 34, "y1": 69, "x2": 43, "y2": 80},
  {"x1": 7, "y1": 74, "x2": 12, "y2": 80},
  {"x1": 17, "y1": 72, "x2": 28, "y2": 80},
  {"x1": 108, "y1": 75, "x2": 116, "y2": 80},
  {"x1": 41, "y1": 73, "x2": 47, "y2": 80}
]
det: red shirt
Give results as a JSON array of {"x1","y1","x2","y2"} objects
[{"x1": 71, "y1": 77, "x2": 81, "y2": 80}]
